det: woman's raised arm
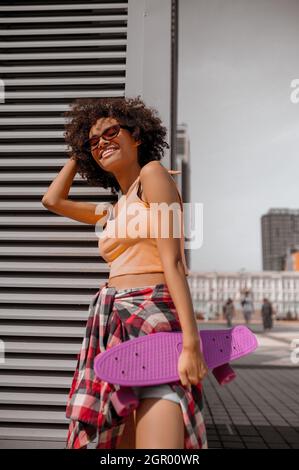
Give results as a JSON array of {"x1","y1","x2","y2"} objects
[{"x1": 41, "y1": 156, "x2": 109, "y2": 225}]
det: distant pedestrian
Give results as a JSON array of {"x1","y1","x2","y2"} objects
[
  {"x1": 261, "y1": 298, "x2": 274, "y2": 332},
  {"x1": 223, "y1": 298, "x2": 235, "y2": 328},
  {"x1": 241, "y1": 290, "x2": 254, "y2": 326}
]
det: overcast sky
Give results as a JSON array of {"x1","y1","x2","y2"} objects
[{"x1": 178, "y1": 0, "x2": 299, "y2": 272}]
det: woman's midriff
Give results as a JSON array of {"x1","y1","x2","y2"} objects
[{"x1": 107, "y1": 272, "x2": 167, "y2": 289}]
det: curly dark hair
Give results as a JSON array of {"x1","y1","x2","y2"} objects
[{"x1": 63, "y1": 95, "x2": 170, "y2": 194}]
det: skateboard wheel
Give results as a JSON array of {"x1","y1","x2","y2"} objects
[
  {"x1": 110, "y1": 387, "x2": 139, "y2": 417},
  {"x1": 212, "y1": 363, "x2": 236, "y2": 385}
]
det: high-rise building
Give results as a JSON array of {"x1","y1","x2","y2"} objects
[
  {"x1": 176, "y1": 124, "x2": 191, "y2": 267},
  {"x1": 261, "y1": 208, "x2": 299, "y2": 271},
  {"x1": 284, "y1": 247, "x2": 299, "y2": 271}
]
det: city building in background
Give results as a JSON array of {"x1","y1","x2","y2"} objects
[
  {"x1": 176, "y1": 123, "x2": 191, "y2": 267},
  {"x1": 261, "y1": 208, "x2": 299, "y2": 271},
  {"x1": 188, "y1": 270, "x2": 299, "y2": 320},
  {"x1": 284, "y1": 247, "x2": 299, "y2": 271}
]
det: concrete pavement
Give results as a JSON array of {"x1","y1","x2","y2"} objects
[{"x1": 200, "y1": 320, "x2": 299, "y2": 448}]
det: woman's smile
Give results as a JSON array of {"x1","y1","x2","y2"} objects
[{"x1": 101, "y1": 147, "x2": 120, "y2": 159}]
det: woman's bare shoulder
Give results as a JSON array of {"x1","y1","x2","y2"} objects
[
  {"x1": 139, "y1": 161, "x2": 182, "y2": 208},
  {"x1": 140, "y1": 161, "x2": 166, "y2": 178}
]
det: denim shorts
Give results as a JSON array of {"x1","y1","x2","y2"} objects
[{"x1": 131, "y1": 384, "x2": 180, "y2": 404}]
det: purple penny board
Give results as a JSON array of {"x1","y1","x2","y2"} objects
[{"x1": 94, "y1": 325, "x2": 258, "y2": 387}]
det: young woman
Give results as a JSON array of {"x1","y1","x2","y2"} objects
[{"x1": 42, "y1": 96, "x2": 208, "y2": 450}]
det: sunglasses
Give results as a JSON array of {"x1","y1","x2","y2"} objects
[{"x1": 83, "y1": 124, "x2": 132, "y2": 152}]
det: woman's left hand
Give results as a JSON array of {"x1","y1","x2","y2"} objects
[{"x1": 177, "y1": 345, "x2": 209, "y2": 390}]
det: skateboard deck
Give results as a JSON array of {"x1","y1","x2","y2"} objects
[
  {"x1": 94, "y1": 325, "x2": 258, "y2": 386},
  {"x1": 94, "y1": 326, "x2": 258, "y2": 416}
]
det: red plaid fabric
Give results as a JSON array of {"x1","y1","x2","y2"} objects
[{"x1": 65, "y1": 282, "x2": 208, "y2": 449}]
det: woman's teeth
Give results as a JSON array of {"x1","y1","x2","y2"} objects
[{"x1": 102, "y1": 148, "x2": 118, "y2": 158}]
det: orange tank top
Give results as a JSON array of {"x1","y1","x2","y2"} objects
[{"x1": 98, "y1": 168, "x2": 189, "y2": 278}]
